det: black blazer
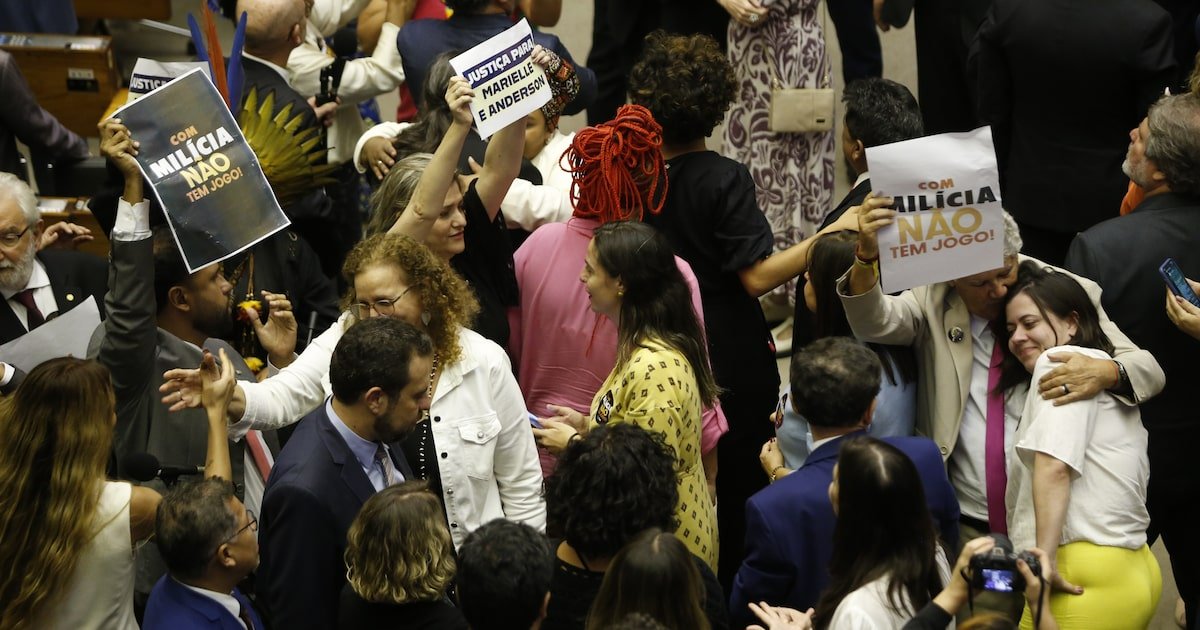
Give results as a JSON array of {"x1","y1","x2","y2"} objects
[
  {"x1": 1065, "y1": 192, "x2": 1200, "y2": 432},
  {"x1": 0, "y1": 249, "x2": 107, "y2": 344},
  {"x1": 972, "y1": 0, "x2": 1175, "y2": 233},
  {"x1": 819, "y1": 177, "x2": 871, "y2": 231},
  {"x1": 257, "y1": 403, "x2": 414, "y2": 630}
]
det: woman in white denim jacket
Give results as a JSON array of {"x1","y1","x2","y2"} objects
[{"x1": 162, "y1": 233, "x2": 545, "y2": 548}]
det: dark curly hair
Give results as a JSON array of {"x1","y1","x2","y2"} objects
[
  {"x1": 628, "y1": 31, "x2": 736, "y2": 145},
  {"x1": 544, "y1": 424, "x2": 678, "y2": 561}
]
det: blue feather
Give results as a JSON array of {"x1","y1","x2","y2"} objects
[
  {"x1": 187, "y1": 13, "x2": 208, "y2": 62},
  {"x1": 227, "y1": 12, "x2": 248, "y2": 108}
]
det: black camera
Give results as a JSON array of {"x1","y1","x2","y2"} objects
[{"x1": 969, "y1": 534, "x2": 1042, "y2": 593}]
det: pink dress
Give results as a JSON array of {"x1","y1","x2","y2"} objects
[{"x1": 508, "y1": 218, "x2": 729, "y2": 475}]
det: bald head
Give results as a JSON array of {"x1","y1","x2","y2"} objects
[{"x1": 239, "y1": 0, "x2": 306, "y2": 57}]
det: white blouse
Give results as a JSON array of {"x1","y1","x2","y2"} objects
[
  {"x1": 826, "y1": 547, "x2": 953, "y2": 629},
  {"x1": 1005, "y1": 345, "x2": 1150, "y2": 553}
]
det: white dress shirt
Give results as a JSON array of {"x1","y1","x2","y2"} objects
[
  {"x1": 947, "y1": 315, "x2": 1025, "y2": 521},
  {"x1": 2, "y1": 259, "x2": 57, "y2": 330}
]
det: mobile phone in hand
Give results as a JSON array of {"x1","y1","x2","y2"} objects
[{"x1": 1160, "y1": 258, "x2": 1200, "y2": 307}]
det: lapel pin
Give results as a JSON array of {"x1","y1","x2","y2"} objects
[
  {"x1": 65, "y1": 293, "x2": 75, "y2": 302},
  {"x1": 948, "y1": 327, "x2": 965, "y2": 343}
]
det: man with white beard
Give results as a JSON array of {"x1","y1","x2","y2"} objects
[{"x1": 0, "y1": 172, "x2": 106, "y2": 345}]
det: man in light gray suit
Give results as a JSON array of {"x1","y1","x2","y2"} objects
[{"x1": 93, "y1": 118, "x2": 297, "y2": 603}]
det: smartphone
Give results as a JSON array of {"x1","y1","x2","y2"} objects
[
  {"x1": 980, "y1": 568, "x2": 1016, "y2": 593},
  {"x1": 528, "y1": 412, "x2": 543, "y2": 429},
  {"x1": 1160, "y1": 258, "x2": 1200, "y2": 307}
]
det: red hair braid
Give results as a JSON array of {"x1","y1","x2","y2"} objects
[{"x1": 564, "y1": 104, "x2": 667, "y2": 223}]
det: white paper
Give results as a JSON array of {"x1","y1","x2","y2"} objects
[
  {"x1": 449, "y1": 19, "x2": 552, "y2": 139},
  {"x1": 866, "y1": 127, "x2": 1006, "y2": 294},
  {"x1": 0, "y1": 296, "x2": 101, "y2": 372},
  {"x1": 127, "y1": 59, "x2": 211, "y2": 104}
]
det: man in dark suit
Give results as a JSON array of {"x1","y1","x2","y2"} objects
[
  {"x1": 237, "y1": 0, "x2": 350, "y2": 279},
  {"x1": 257, "y1": 317, "x2": 434, "y2": 630},
  {"x1": 820, "y1": 78, "x2": 924, "y2": 230},
  {"x1": 729, "y1": 337, "x2": 959, "y2": 628},
  {"x1": 94, "y1": 121, "x2": 292, "y2": 602},
  {"x1": 0, "y1": 172, "x2": 105, "y2": 345},
  {"x1": 1064, "y1": 92, "x2": 1200, "y2": 628},
  {"x1": 972, "y1": 0, "x2": 1175, "y2": 266},
  {"x1": 143, "y1": 479, "x2": 266, "y2": 630},
  {"x1": 0, "y1": 50, "x2": 89, "y2": 179}
]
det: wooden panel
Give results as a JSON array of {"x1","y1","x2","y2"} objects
[
  {"x1": 39, "y1": 198, "x2": 110, "y2": 259},
  {"x1": 0, "y1": 33, "x2": 119, "y2": 138},
  {"x1": 74, "y1": 0, "x2": 171, "y2": 21}
]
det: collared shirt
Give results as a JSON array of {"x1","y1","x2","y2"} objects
[
  {"x1": 948, "y1": 315, "x2": 1025, "y2": 521},
  {"x1": 242, "y1": 52, "x2": 290, "y2": 84},
  {"x1": 810, "y1": 435, "x2": 838, "y2": 455},
  {"x1": 852, "y1": 170, "x2": 870, "y2": 190},
  {"x1": 325, "y1": 398, "x2": 400, "y2": 491},
  {"x1": 2, "y1": 258, "x2": 55, "y2": 330},
  {"x1": 177, "y1": 579, "x2": 248, "y2": 630}
]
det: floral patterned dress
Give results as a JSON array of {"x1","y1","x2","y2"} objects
[{"x1": 722, "y1": 0, "x2": 835, "y2": 302}]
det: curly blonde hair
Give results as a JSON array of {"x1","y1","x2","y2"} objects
[
  {"x1": 341, "y1": 233, "x2": 479, "y2": 366},
  {"x1": 344, "y1": 481, "x2": 456, "y2": 603},
  {"x1": 0, "y1": 358, "x2": 116, "y2": 629}
]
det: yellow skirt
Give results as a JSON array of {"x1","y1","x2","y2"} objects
[{"x1": 1019, "y1": 541, "x2": 1161, "y2": 630}]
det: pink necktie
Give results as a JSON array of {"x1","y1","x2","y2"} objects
[
  {"x1": 985, "y1": 339, "x2": 1008, "y2": 534},
  {"x1": 245, "y1": 430, "x2": 272, "y2": 482}
]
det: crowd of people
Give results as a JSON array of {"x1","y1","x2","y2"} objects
[{"x1": 0, "y1": 0, "x2": 1197, "y2": 629}]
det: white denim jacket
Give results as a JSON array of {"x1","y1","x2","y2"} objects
[{"x1": 233, "y1": 313, "x2": 546, "y2": 547}]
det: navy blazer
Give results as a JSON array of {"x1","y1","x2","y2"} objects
[
  {"x1": 257, "y1": 403, "x2": 414, "y2": 630},
  {"x1": 729, "y1": 432, "x2": 959, "y2": 628},
  {"x1": 396, "y1": 12, "x2": 597, "y2": 115},
  {"x1": 142, "y1": 575, "x2": 264, "y2": 630}
]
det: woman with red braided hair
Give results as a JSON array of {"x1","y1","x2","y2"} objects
[{"x1": 508, "y1": 104, "x2": 729, "y2": 486}]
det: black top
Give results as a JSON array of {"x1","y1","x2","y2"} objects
[
  {"x1": 452, "y1": 179, "x2": 519, "y2": 349},
  {"x1": 337, "y1": 586, "x2": 469, "y2": 629},
  {"x1": 643, "y1": 150, "x2": 780, "y2": 404},
  {"x1": 542, "y1": 553, "x2": 729, "y2": 630}
]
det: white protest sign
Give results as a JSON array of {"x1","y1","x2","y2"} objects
[
  {"x1": 449, "y1": 19, "x2": 551, "y2": 139},
  {"x1": 0, "y1": 296, "x2": 100, "y2": 372},
  {"x1": 126, "y1": 58, "x2": 210, "y2": 104},
  {"x1": 867, "y1": 127, "x2": 1005, "y2": 294}
]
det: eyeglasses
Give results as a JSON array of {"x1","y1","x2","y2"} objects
[
  {"x1": 351, "y1": 287, "x2": 413, "y2": 319},
  {"x1": 0, "y1": 224, "x2": 32, "y2": 248},
  {"x1": 224, "y1": 509, "x2": 258, "y2": 544}
]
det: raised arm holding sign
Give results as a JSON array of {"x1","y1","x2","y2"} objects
[
  {"x1": 109, "y1": 68, "x2": 290, "y2": 273},
  {"x1": 865, "y1": 127, "x2": 1006, "y2": 294},
  {"x1": 448, "y1": 19, "x2": 552, "y2": 140}
]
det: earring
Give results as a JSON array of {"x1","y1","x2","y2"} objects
[
  {"x1": 421, "y1": 311, "x2": 432, "y2": 326},
  {"x1": 617, "y1": 290, "x2": 624, "y2": 297}
]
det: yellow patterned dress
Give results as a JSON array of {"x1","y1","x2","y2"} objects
[{"x1": 589, "y1": 339, "x2": 718, "y2": 569}]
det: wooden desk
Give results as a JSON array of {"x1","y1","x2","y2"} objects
[
  {"x1": 0, "y1": 33, "x2": 119, "y2": 138},
  {"x1": 74, "y1": 0, "x2": 171, "y2": 21},
  {"x1": 38, "y1": 198, "x2": 110, "y2": 259}
]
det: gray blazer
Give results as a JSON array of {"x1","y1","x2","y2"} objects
[{"x1": 90, "y1": 235, "x2": 278, "y2": 595}]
